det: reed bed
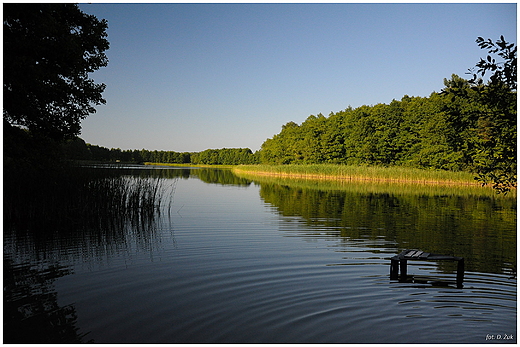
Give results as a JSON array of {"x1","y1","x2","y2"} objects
[
  {"x1": 234, "y1": 164, "x2": 480, "y2": 186},
  {"x1": 235, "y1": 170, "x2": 515, "y2": 199},
  {"x1": 5, "y1": 165, "x2": 174, "y2": 233},
  {"x1": 83, "y1": 174, "x2": 167, "y2": 222}
]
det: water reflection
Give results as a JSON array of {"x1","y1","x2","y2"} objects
[
  {"x1": 106, "y1": 165, "x2": 254, "y2": 186},
  {"x1": 4, "y1": 165, "x2": 177, "y2": 343},
  {"x1": 4, "y1": 168, "x2": 173, "y2": 262},
  {"x1": 255, "y1": 180, "x2": 516, "y2": 275},
  {"x1": 194, "y1": 168, "x2": 253, "y2": 186},
  {"x1": 4, "y1": 166, "x2": 249, "y2": 263},
  {"x1": 3, "y1": 256, "x2": 90, "y2": 343},
  {"x1": 3, "y1": 166, "x2": 252, "y2": 343},
  {"x1": 3, "y1": 166, "x2": 516, "y2": 343}
]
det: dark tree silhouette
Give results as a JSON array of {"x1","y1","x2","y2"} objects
[{"x1": 3, "y1": 3, "x2": 109, "y2": 140}]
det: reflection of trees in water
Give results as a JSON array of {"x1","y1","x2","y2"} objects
[
  {"x1": 259, "y1": 183, "x2": 516, "y2": 274},
  {"x1": 2, "y1": 166, "x2": 252, "y2": 343},
  {"x1": 3, "y1": 166, "x2": 251, "y2": 343},
  {"x1": 192, "y1": 168, "x2": 253, "y2": 186},
  {"x1": 4, "y1": 166, "x2": 177, "y2": 256},
  {"x1": 3, "y1": 256, "x2": 91, "y2": 343},
  {"x1": 3, "y1": 166, "x2": 179, "y2": 343},
  {"x1": 118, "y1": 166, "x2": 253, "y2": 186}
]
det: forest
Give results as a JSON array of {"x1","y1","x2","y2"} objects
[
  {"x1": 12, "y1": 14, "x2": 510, "y2": 193},
  {"x1": 61, "y1": 70, "x2": 516, "y2": 192},
  {"x1": 62, "y1": 139, "x2": 260, "y2": 165},
  {"x1": 260, "y1": 74, "x2": 514, "y2": 170},
  {"x1": 63, "y1": 70, "x2": 515, "y2": 192}
]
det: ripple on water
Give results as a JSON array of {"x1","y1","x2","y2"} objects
[{"x1": 5, "y1": 174, "x2": 517, "y2": 344}]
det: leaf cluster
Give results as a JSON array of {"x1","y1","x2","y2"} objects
[{"x1": 468, "y1": 35, "x2": 517, "y2": 90}]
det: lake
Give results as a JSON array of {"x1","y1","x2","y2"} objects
[{"x1": 3, "y1": 166, "x2": 517, "y2": 343}]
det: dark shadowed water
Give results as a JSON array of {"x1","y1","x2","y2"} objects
[{"x1": 3, "y1": 166, "x2": 516, "y2": 343}]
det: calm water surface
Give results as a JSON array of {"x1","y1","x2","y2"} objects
[{"x1": 4, "y1": 167, "x2": 516, "y2": 343}]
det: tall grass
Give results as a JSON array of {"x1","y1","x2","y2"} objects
[
  {"x1": 236, "y1": 170, "x2": 516, "y2": 199},
  {"x1": 4, "y1": 165, "x2": 174, "y2": 233},
  {"x1": 234, "y1": 164, "x2": 480, "y2": 186},
  {"x1": 83, "y1": 174, "x2": 168, "y2": 224}
]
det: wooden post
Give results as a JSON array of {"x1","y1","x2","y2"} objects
[
  {"x1": 390, "y1": 259, "x2": 399, "y2": 280},
  {"x1": 456, "y1": 258, "x2": 465, "y2": 288},
  {"x1": 400, "y1": 259, "x2": 407, "y2": 281}
]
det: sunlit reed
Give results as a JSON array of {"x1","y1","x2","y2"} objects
[{"x1": 234, "y1": 164, "x2": 482, "y2": 186}]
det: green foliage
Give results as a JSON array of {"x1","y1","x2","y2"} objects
[
  {"x1": 468, "y1": 35, "x2": 516, "y2": 89},
  {"x1": 191, "y1": 148, "x2": 259, "y2": 165},
  {"x1": 259, "y1": 38, "x2": 517, "y2": 194},
  {"x1": 465, "y1": 36, "x2": 517, "y2": 193},
  {"x1": 62, "y1": 138, "x2": 92, "y2": 160},
  {"x1": 3, "y1": 4, "x2": 109, "y2": 140},
  {"x1": 62, "y1": 141, "x2": 260, "y2": 166},
  {"x1": 260, "y1": 90, "x2": 483, "y2": 171},
  {"x1": 4, "y1": 121, "x2": 65, "y2": 172}
]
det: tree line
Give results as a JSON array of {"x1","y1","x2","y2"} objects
[
  {"x1": 62, "y1": 139, "x2": 260, "y2": 165},
  {"x1": 61, "y1": 35, "x2": 515, "y2": 191},
  {"x1": 260, "y1": 35, "x2": 516, "y2": 192},
  {"x1": 260, "y1": 75, "x2": 496, "y2": 171},
  {"x1": 260, "y1": 75, "x2": 515, "y2": 190},
  {"x1": 3, "y1": 4, "x2": 515, "y2": 192}
]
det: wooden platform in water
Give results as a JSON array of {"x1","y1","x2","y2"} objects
[{"x1": 389, "y1": 249, "x2": 465, "y2": 288}]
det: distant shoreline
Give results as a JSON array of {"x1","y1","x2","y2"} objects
[
  {"x1": 144, "y1": 162, "x2": 236, "y2": 169},
  {"x1": 142, "y1": 162, "x2": 511, "y2": 190}
]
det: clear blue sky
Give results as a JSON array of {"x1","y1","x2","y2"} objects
[{"x1": 78, "y1": 2, "x2": 516, "y2": 152}]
